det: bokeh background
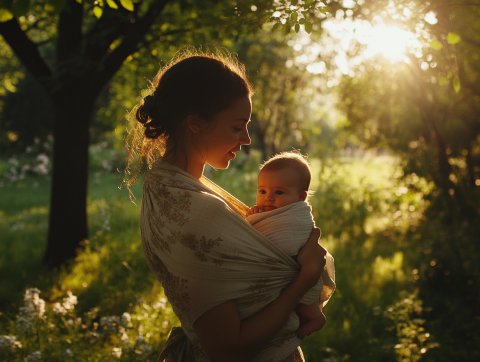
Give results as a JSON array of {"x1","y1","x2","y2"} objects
[{"x1": 1, "y1": 1, "x2": 479, "y2": 361}]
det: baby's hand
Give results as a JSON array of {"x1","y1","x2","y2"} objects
[{"x1": 247, "y1": 205, "x2": 263, "y2": 216}]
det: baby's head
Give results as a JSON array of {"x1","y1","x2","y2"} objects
[{"x1": 256, "y1": 151, "x2": 311, "y2": 211}]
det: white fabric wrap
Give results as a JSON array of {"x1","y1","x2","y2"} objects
[
  {"x1": 141, "y1": 161, "x2": 336, "y2": 362},
  {"x1": 246, "y1": 202, "x2": 324, "y2": 305},
  {"x1": 246, "y1": 202, "x2": 314, "y2": 257}
]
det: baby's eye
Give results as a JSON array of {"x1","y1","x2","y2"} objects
[
  {"x1": 275, "y1": 191, "x2": 284, "y2": 195},
  {"x1": 258, "y1": 189, "x2": 266, "y2": 194}
]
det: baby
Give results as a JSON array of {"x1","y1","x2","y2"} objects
[{"x1": 246, "y1": 151, "x2": 326, "y2": 339}]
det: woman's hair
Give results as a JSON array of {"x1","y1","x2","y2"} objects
[
  {"x1": 123, "y1": 46, "x2": 254, "y2": 195},
  {"x1": 260, "y1": 151, "x2": 312, "y2": 193}
]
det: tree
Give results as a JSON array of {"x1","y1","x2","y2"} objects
[
  {"x1": 0, "y1": 0, "x2": 273, "y2": 267},
  {"x1": 335, "y1": 0, "x2": 480, "y2": 213},
  {"x1": 236, "y1": 32, "x2": 314, "y2": 160},
  {"x1": 0, "y1": 0, "x2": 348, "y2": 267}
]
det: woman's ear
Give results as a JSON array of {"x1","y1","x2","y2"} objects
[
  {"x1": 299, "y1": 191, "x2": 308, "y2": 201},
  {"x1": 186, "y1": 114, "x2": 203, "y2": 134}
]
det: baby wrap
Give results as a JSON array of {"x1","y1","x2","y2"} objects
[
  {"x1": 141, "y1": 161, "x2": 336, "y2": 362},
  {"x1": 246, "y1": 202, "x2": 330, "y2": 306},
  {"x1": 246, "y1": 202, "x2": 314, "y2": 257}
]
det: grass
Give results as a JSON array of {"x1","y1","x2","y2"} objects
[{"x1": 0, "y1": 152, "x2": 444, "y2": 361}]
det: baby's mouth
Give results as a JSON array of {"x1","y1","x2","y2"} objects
[{"x1": 262, "y1": 205, "x2": 277, "y2": 211}]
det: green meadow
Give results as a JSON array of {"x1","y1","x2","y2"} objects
[{"x1": 0, "y1": 151, "x2": 444, "y2": 362}]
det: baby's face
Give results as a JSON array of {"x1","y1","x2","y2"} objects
[{"x1": 256, "y1": 168, "x2": 306, "y2": 211}]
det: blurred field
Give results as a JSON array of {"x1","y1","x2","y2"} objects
[{"x1": 0, "y1": 151, "x2": 438, "y2": 361}]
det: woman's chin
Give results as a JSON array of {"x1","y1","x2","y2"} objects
[{"x1": 208, "y1": 161, "x2": 230, "y2": 170}]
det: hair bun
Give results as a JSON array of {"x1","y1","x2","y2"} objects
[{"x1": 136, "y1": 95, "x2": 156, "y2": 125}]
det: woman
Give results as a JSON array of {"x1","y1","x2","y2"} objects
[{"x1": 125, "y1": 48, "x2": 335, "y2": 362}]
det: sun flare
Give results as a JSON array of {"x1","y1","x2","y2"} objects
[{"x1": 363, "y1": 24, "x2": 415, "y2": 62}]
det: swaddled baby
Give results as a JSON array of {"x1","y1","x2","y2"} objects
[{"x1": 247, "y1": 151, "x2": 326, "y2": 339}]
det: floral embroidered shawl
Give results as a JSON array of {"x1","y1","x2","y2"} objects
[{"x1": 141, "y1": 161, "x2": 336, "y2": 362}]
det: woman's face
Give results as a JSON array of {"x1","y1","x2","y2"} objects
[{"x1": 200, "y1": 97, "x2": 252, "y2": 169}]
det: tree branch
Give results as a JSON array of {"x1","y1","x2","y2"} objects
[
  {"x1": 92, "y1": 0, "x2": 171, "y2": 92},
  {"x1": 57, "y1": 0, "x2": 84, "y2": 68},
  {"x1": 83, "y1": 4, "x2": 132, "y2": 63},
  {"x1": 0, "y1": 18, "x2": 53, "y2": 92}
]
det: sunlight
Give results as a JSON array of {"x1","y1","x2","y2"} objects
[{"x1": 363, "y1": 24, "x2": 416, "y2": 62}]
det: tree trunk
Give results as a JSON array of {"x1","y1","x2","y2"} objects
[{"x1": 43, "y1": 87, "x2": 94, "y2": 268}]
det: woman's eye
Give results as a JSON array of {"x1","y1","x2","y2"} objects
[
  {"x1": 275, "y1": 191, "x2": 284, "y2": 195},
  {"x1": 233, "y1": 127, "x2": 243, "y2": 132}
]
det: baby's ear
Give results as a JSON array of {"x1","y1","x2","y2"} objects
[{"x1": 299, "y1": 191, "x2": 307, "y2": 201}]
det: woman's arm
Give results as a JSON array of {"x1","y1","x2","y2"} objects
[{"x1": 193, "y1": 228, "x2": 326, "y2": 362}]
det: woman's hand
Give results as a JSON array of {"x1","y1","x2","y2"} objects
[
  {"x1": 297, "y1": 227, "x2": 327, "y2": 288},
  {"x1": 194, "y1": 229, "x2": 326, "y2": 362}
]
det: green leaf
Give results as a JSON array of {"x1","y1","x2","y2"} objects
[
  {"x1": 0, "y1": 8, "x2": 14, "y2": 22},
  {"x1": 272, "y1": 22, "x2": 280, "y2": 32},
  {"x1": 319, "y1": 7, "x2": 328, "y2": 14},
  {"x1": 298, "y1": 18, "x2": 305, "y2": 25},
  {"x1": 120, "y1": 0, "x2": 133, "y2": 11},
  {"x1": 453, "y1": 76, "x2": 461, "y2": 93},
  {"x1": 12, "y1": 0, "x2": 30, "y2": 17},
  {"x1": 282, "y1": 22, "x2": 291, "y2": 35},
  {"x1": 291, "y1": 12, "x2": 297, "y2": 21},
  {"x1": 295, "y1": 23, "x2": 300, "y2": 33},
  {"x1": 439, "y1": 77, "x2": 448, "y2": 86},
  {"x1": 430, "y1": 40, "x2": 443, "y2": 50},
  {"x1": 447, "y1": 32, "x2": 461, "y2": 44},
  {"x1": 44, "y1": 0, "x2": 66, "y2": 14},
  {"x1": 304, "y1": 21, "x2": 312, "y2": 34},
  {"x1": 93, "y1": 5, "x2": 102, "y2": 18},
  {"x1": 106, "y1": 0, "x2": 118, "y2": 9}
]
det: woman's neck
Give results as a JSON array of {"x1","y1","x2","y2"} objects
[{"x1": 165, "y1": 142, "x2": 205, "y2": 179}]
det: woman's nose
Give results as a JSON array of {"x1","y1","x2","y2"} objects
[{"x1": 240, "y1": 129, "x2": 251, "y2": 145}]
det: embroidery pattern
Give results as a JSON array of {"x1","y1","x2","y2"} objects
[{"x1": 180, "y1": 234, "x2": 222, "y2": 263}]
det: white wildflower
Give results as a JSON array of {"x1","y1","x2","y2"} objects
[
  {"x1": 63, "y1": 348, "x2": 74, "y2": 357},
  {"x1": 53, "y1": 302, "x2": 67, "y2": 316},
  {"x1": 88, "y1": 331, "x2": 102, "y2": 344},
  {"x1": 8, "y1": 158, "x2": 19, "y2": 166},
  {"x1": 102, "y1": 160, "x2": 112, "y2": 171},
  {"x1": 19, "y1": 307, "x2": 36, "y2": 320},
  {"x1": 36, "y1": 154, "x2": 49, "y2": 165},
  {"x1": 111, "y1": 347, "x2": 122, "y2": 358},
  {"x1": 16, "y1": 316, "x2": 34, "y2": 333},
  {"x1": 100, "y1": 316, "x2": 120, "y2": 334},
  {"x1": 121, "y1": 312, "x2": 133, "y2": 328},
  {"x1": 0, "y1": 335, "x2": 22, "y2": 353},
  {"x1": 120, "y1": 331, "x2": 132, "y2": 351},
  {"x1": 33, "y1": 164, "x2": 48, "y2": 175},
  {"x1": 62, "y1": 292, "x2": 77, "y2": 311},
  {"x1": 23, "y1": 289, "x2": 45, "y2": 319},
  {"x1": 24, "y1": 350, "x2": 42, "y2": 362}
]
